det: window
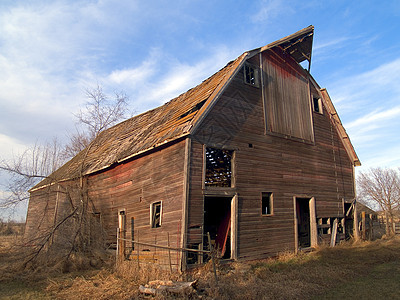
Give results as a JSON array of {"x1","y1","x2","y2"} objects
[
  {"x1": 205, "y1": 147, "x2": 233, "y2": 187},
  {"x1": 313, "y1": 97, "x2": 323, "y2": 114},
  {"x1": 244, "y1": 63, "x2": 259, "y2": 87},
  {"x1": 262, "y1": 192, "x2": 273, "y2": 215},
  {"x1": 150, "y1": 201, "x2": 162, "y2": 228}
]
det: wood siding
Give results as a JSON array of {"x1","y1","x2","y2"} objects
[
  {"x1": 87, "y1": 140, "x2": 186, "y2": 249},
  {"x1": 26, "y1": 140, "x2": 187, "y2": 263},
  {"x1": 191, "y1": 48, "x2": 355, "y2": 260}
]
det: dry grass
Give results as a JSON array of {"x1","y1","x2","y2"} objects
[{"x1": 1, "y1": 236, "x2": 400, "y2": 299}]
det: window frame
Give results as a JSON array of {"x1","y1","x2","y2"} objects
[
  {"x1": 204, "y1": 147, "x2": 234, "y2": 188},
  {"x1": 150, "y1": 201, "x2": 162, "y2": 228},
  {"x1": 261, "y1": 192, "x2": 273, "y2": 216},
  {"x1": 312, "y1": 96, "x2": 323, "y2": 114},
  {"x1": 243, "y1": 63, "x2": 260, "y2": 88}
]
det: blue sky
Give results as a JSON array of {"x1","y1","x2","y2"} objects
[{"x1": 1, "y1": 0, "x2": 400, "y2": 219}]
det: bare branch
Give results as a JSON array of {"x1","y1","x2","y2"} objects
[
  {"x1": 357, "y1": 167, "x2": 400, "y2": 235},
  {"x1": 0, "y1": 139, "x2": 65, "y2": 209},
  {"x1": 64, "y1": 85, "x2": 130, "y2": 159}
]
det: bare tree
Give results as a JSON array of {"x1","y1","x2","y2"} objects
[
  {"x1": 1, "y1": 85, "x2": 130, "y2": 211},
  {"x1": 63, "y1": 85, "x2": 129, "y2": 159},
  {"x1": 357, "y1": 167, "x2": 400, "y2": 235},
  {"x1": 0, "y1": 138, "x2": 65, "y2": 210},
  {"x1": 0, "y1": 84, "x2": 130, "y2": 268}
]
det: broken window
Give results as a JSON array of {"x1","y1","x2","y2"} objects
[
  {"x1": 261, "y1": 192, "x2": 273, "y2": 215},
  {"x1": 313, "y1": 96, "x2": 323, "y2": 114},
  {"x1": 150, "y1": 201, "x2": 162, "y2": 228},
  {"x1": 244, "y1": 63, "x2": 259, "y2": 87},
  {"x1": 205, "y1": 148, "x2": 233, "y2": 187}
]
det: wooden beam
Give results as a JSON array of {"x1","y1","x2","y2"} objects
[
  {"x1": 180, "y1": 138, "x2": 191, "y2": 271},
  {"x1": 309, "y1": 197, "x2": 318, "y2": 247}
]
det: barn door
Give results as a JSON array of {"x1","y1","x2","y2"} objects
[
  {"x1": 296, "y1": 198, "x2": 311, "y2": 247},
  {"x1": 204, "y1": 196, "x2": 234, "y2": 259},
  {"x1": 294, "y1": 197, "x2": 317, "y2": 251}
]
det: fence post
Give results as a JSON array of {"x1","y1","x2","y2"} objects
[
  {"x1": 136, "y1": 229, "x2": 140, "y2": 269},
  {"x1": 207, "y1": 232, "x2": 218, "y2": 284},
  {"x1": 168, "y1": 232, "x2": 173, "y2": 273},
  {"x1": 353, "y1": 202, "x2": 360, "y2": 240},
  {"x1": 116, "y1": 228, "x2": 119, "y2": 264}
]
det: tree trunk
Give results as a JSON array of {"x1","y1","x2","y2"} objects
[{"x1": 385, "y1": 211, "x2": 391, "y2": 235}]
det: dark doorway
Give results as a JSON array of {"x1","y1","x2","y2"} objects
[
  {"x1": 296, "y1": 198, "x2": 311, "y2": 248},
  {"x1": 204, "y1": 196, "x2": 232, "y2": 259}
]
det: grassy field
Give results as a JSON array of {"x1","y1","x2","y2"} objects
[{"x1": 1, "y1": 235, "x2": 400, "y2": 299}]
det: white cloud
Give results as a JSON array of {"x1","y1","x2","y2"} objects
[
  {"x1": 252, "y1": 0, "x2": 293, "y2": 23},
  {"x1": 101, "y1": 45, "x2": 237, "y2": 114},
  {"x1": 107, "y1": 48, "x2": 161, "y2": 87},
  {"x1": 332, "y1": 57, "x2": 400, "y2": 107},
  {"x1": 0, "y1": 134, "x2": 28, "y2": 160},
  {"x1": 313, "y1": 37, "x2": 350, "y2": 52},
  {"x1": 346, "y1": 106, "x2": 400, "y2": 130},
  {"x1": 326, "y1": 57, "x2": 400, "y2": 171}
]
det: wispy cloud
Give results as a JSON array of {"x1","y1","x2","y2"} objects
[
  {"x1": 144, "y1": 47, "x2": 234, "y2": 105},
  {"x1": 313, "y1": 37, "x2": 350, "y2": 52},
  {"x1": 107, "y1": 48, "x2": 161, "y2": 88},
  {"x1": 0, "y1": 1, "x2": 241, "y2": 148},
  {"x1": 0, "y1": 134, "x2": 27, "y2": 159},
  {"x1": 101, "y1": 45, "x2": 236, "y2": 113},
  {"x1": 330, "y1": 57, "x2": 400, "y2": 108},
  {"x1": 252, "y1": 0, "x2": 293, "y2": 23},
  {"x1": 346, "y1": 106, "x2": 400, "y2": 130},
  {"x1": 326, "y1": 57, "x2": 400, "y2": 170}
]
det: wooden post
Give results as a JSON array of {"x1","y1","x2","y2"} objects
[
  {"x1": 118, "y1": 211, "x2": 126, "y2": 259},
  {"x1": 136, "y1": 229, "x2": 140, "y2": 269},
  {"x1": 309, "y1": 198, "x2": 318, "y2": 247},
  {"x1": 131, "y1": 217, "x2": 135, "y2": 251},
  {"x1": 180, "y1": 138, "x2": 191, "y2": 272},
  {"x1": 353, "y1": 202, "x2": 360, "y2": 240},
  {"x1": 330, "y1": 218, "x2": 338, "y2": 247},
  {"x1": 369, "y1": 214, "x2": 373, "y2": 240},
  {"x1": 168, "y1": 232, "x2": 172, "y2": 273},
  {"x1": 207, "y1": 232, "x2": 218, "y2": 284},
  {"x1": 361, "y1": 211, "x2": 366, "y2": 240},
  {"x1": 293, "y1": 197, "x2": 299, "y2": 254},
  {"x1": 116, "y1": 228, "x2": 120, "y2": 264}
]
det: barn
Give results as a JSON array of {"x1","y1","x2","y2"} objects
[{"x1": 25, "y1": 26, "x2": 360, "y2": 270}]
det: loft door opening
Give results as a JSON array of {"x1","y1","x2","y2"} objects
[{"x1": 203, "y1": 196, "x2": 232, "y2": 259}]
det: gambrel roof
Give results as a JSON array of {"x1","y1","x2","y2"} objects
[{"x1": 31, "y1": 26, "x2": 360, "y2": 191}]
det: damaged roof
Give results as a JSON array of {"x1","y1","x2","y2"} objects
[
  {"x1": 32, "y1": 53, "x2": 247, "y2": 190},
  {"x1": 31, "y1": 26, "x2": 359, "y2": 191}
]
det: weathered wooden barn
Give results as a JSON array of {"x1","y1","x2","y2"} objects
[{"x1": 26, "y1": 26, "x2": 360, "y2": 269}]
